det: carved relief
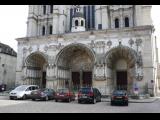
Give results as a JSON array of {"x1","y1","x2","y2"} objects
[
  {"x1": 107, "y1": 40, "x2": 112, "y2": 48},
  {"x1": 88, "y1": 40, "x2": 95, "y2": 48},
  {"x1": 28, "y1": 46, "x2": 33, "y2": 53},
  {"x1": 49, "y1": 45, "x2": 57, "y2": 51},
  {"x1": 135, "y1": 38, "x2": 142, "y2": 46},
  {"x1": 37, "y1": 45, "x2": 40, "y2": 51},
  {"x1": 136, "y1": 51, "x2": 143, "y2": 67},
  {"x1": 128, "y1": 38, "x2": 134, "y2": 47},
  {"x1": 44, "y1": 45, "x2": 48, "y2": 52},
  {"x1": 23, "y1": 47, "x2": 27, "y2": 54},
  {"x1": 56, "y1": 43, "x2": 63, "y2": 50},
  {"x1": 95, "y1": 41, "x2": 105, "y2": 48}
]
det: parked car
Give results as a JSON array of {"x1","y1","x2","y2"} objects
[
  {"x1": 0, "y1": 84, "x2": 7, "y2": 92},
  {"x1": 30, "y1": 88, "x2": 56, "y2": 101},
  {"x1": 55, "y1": 88, "x2": 75, "y2": 102},
  {"x1": 9, "y1": 85, "x2": 39, "y2": 100},
  {"x1": 111, "y1": 90, "x2": 128, "y2": 106},
  {"x1": 78, "y1": 87, "x2": 101, "y2": 104}
]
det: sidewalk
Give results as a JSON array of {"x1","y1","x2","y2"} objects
[{"x1": 101, "y1": 97, "x2": 159, "y2": 103}]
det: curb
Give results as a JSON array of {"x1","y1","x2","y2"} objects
[
  {"x1": 101, "y1": 98, "x2": 159, "y2": 103},
  {"x1": 128, "y1": 98, "x2": 159, "y2": 103}
]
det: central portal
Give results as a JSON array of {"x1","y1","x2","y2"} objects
[
  {"x1": 56, "y1": 43, "x2": 95, "y2": 91},
  {"x1": 72, "y1": 71, "x2": 92, "y2": 91},
  {"x1": 116, "y1": 71, "x2": 127, "y2": 90}
]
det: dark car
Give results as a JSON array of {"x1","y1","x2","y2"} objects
[
  {"x1": 30, "y1": 88, "x2": 56, "y2": 101},
  {"x1": 55, "y1": 88, "x2": 75, "y2": 102},
  {"x1": 78, "y1": 87, "x2": 101, "y2": 104},
  {"x1": 111, "y1": 90, "x2": 128, "y2": 106}
]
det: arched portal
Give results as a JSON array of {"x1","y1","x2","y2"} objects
[
  {"x1": 55, "y1": 43, "x2": 96, "y2": 91},
  {"x1": 25, "y1": 52, "x2": 48, "y2": 88},
  {"x1": 105, "y1": 45, "x2": 137, "y2": 92}
]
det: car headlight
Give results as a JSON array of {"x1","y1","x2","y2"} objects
[{"x1": 17, "y1": 92, "x2": 24, "y2": 97}]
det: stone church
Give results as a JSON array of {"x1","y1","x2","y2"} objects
[
  {"x1": 16, "y1": 5, "x2": 159, "y2": 96},
  {"x1": 0, "y1": 43, "x2": 17, "y2": 89}
]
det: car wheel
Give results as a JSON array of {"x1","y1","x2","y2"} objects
[
  {"x1": 45, "y1": 96, "x2": 49, "y2": 101},
  {"x1": 22, "y1": 94, "x2": 27, "y2": 100},
  {"x1": 32, "y1": 99, "x2": 35, "y2": 101},
  {"x1": 125, "y1": 102, "x2": 128, "y2": 106},
  {"x1": 78, "y1": 100, "x2": 81, "y2": 104},
  {"x1": 9, "y1": 97, "x2": 13, "y2": 100},
  {"x1": 92, "y1": 98, "x2": 96, "y2": 104},
  {"x1": 55, "y1": 99, "x2": 58, "y2": 102},
  {"x1": 68, "y1": 98, "x2": 71, "y2": 103},
  {"x1": 111, "y1": 101, "x2": 114, "y2": 106}
]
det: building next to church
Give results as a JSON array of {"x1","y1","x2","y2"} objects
[
  {"x1": 16, "y1": 5, "x2": 160, "y2": 96},
  {"x1": 0, "y1": 43, "x2": 17, "y2": 89}
]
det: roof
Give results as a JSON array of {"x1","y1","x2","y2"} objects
[{"x1": 0, "y1": 42, "x2": 17, "y2": 57}]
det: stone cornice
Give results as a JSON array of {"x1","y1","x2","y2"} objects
[{"x1": 16, "y1": 25, "x2": 154, "y2": 43}]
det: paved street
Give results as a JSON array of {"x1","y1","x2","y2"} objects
[{"x1": 0, "y1": 97, "x2": 160, "y2": 113}]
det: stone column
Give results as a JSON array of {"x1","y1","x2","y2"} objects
[
  {"x1": 95, "y1": 5, "x2": 101, "y2": 30},
  {"x1": 101, "y1": 5, "x2": 109, "y2": 29},
  {"x1": 80, "y1": 69, "x2": 83, "y2": 88}
]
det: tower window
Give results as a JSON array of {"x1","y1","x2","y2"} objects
[
  {"x1": 42, "y1": 26, "x2": 45, "y2": 35},
  {"x1": 81, "y1": 20, "x2": 84, "y2": 26},
  {"x1": 75, "y1": 20, "x2": 78, "y2": 26},
  {"x1": 50, "y1": 5, "x2": 53, "y2": 13},
  {"x1": 125, "y1": 17, "x2": 129, "y2": 27},
  {"x1": 115, "y1": 18, "x2": 119, "y2": 28},
  {"x1": 43, "y1": 5, "x2": 46, "y2": 15},
  {"x1": 49, "y1": 25, "x2": 52, "y2": 35}
]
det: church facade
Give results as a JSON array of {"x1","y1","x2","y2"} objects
[{"x1": 16, "y1": 5, "x2": 159, "y2": 96}]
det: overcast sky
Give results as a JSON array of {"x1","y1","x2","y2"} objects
[{"x1": 0, "y1": 5, "x2": 160, "y2": 60}]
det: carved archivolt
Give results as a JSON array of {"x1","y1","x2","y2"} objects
[{"x1": 105, "y1": 45, "x2": 138, "y2": 69}]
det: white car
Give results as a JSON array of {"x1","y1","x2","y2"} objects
[{"x1": 9, "y1": 85, "x2": 39, "y2": 100}]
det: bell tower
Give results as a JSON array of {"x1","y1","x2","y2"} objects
[{"x1": 71, "y1": 5, "x2": 86, "y2": 32}]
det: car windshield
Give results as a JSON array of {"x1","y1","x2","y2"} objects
[
  {"x1": 113, "y1": 90, "x2": 126, "y2": 95},
  {"x1": 41, "y1": 88, "x2": 50, "y2": 92},
  {"x1": 57, "y1": 89, "x2": 69, "y2": 93},
  {"x1": 14, "y1": 86, "x2": 28, "y2": 91},
  {"x1": 79, "y1": 88, "x2": 91, "y2": 94}
]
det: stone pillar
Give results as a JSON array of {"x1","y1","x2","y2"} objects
[
  {"x1": 95, "y1": 5, "x2": 101, "y2": 30},
  {"x1": 134, "y1": 5, "x2": 142, "y2": 26},
  {"x1": 53, "y1": 5, "x2": 59, "y2": 34},
  {"x1": 58, "y1": 5, "x2": 66, "y2": 34},
  {"x1": 80, "y1": 70, "x2": 83, "y2": 88},
  {"x1": 101, "y1": 5, "x2": 109, "y2": 29},
  {"x1": 27, "y1": 5, "x2": 38, "y2": 37}
]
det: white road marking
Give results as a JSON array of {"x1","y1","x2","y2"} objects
[{"x1": 0, "y1": 100, "x2": 29, "y2": 107}]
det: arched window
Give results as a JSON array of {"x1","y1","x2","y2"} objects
[
  {"x1": 49, "y1": 25, "x2": 52, "y2": 35},
  {"x1": 75, "y1": 20, "x2": 78, "y2": 26},
  {"x1": 43, "y1": 5, "x2": 46, "y2": 15},
  {"x1": 42, "y1": 26, "x2": 45, "y2": 35},
  {"x1": 125, "y1": 17, "x2": 129, "y2": 27},
  {"x1": 50, "y1": 5, "x2": 53, "y2": 13},
  {"x1": 115, "y1": 18, "x2": 119, "y2": 28},
  {"x1": 81, "y1": 20, "x2": 84, "y2": 26}
]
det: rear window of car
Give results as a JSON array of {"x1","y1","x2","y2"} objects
[
  {"x1": 113, "y1": 91, "x2": 126, "y2": 95},
  {"x1": 79, "y1": 88, "x2": 92, "y2": 94},
  {"x1": 57, "y1": 89, "x2": 69, "y2": 93}
]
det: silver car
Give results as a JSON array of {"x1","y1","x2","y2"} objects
[{"x1": 9, "y1": 85, "x2": 39, "y2": 100}]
